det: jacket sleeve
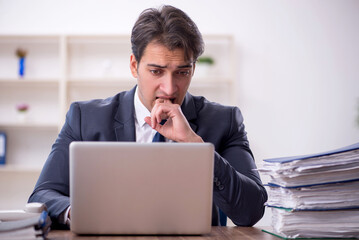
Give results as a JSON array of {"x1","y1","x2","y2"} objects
[
  {"x1": 212, "y1": 107, "x2": 267, "y2": 226},
  {"x1": 28, "y1": 103, "x2": 82, "y2": 228}
]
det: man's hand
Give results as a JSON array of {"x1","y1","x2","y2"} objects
[{"x1": 144, "y1": 99, "x2": 203, "y2": 143}]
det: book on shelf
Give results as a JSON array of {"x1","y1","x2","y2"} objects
[
  {"x1": 259, "y1": 142, "x2": 359, "y2": 239},
  {"x1": 0, "y1": 132, "x2": 6, "y2": 165}
]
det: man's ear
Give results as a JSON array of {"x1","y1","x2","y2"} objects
[
  {"x1": 130, "y1": 54, "x2": 138, "y2": 78},
  {"x1": 192, "y1": 62, "x2": 196, "y2": 76}
]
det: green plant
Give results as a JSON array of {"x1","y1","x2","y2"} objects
[{"x1": 197, "y1": 56, "x2": 214, "y2": 65}]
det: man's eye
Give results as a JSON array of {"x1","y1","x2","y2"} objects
[
  {"x1": 150, "y1": 69, "x2": 162, "y2": 75},
  {"x1": 177, "y1": 70, "x2": 191, "y2": 76}
]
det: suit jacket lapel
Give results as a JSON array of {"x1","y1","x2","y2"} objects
[
  {"x1": 181, "y1": 92, "x2": 198, "y2": 133},
  {"x1": 114, "y1": 86, "x2": 137, "y2": 142}
]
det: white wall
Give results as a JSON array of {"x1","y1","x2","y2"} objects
[{"x1": 1, "y1": 0, "x2": 359, "y2": 226}]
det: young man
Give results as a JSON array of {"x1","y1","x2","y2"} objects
[{"x1": 29, "y1": 5, "x2": 267, "y2": 228}]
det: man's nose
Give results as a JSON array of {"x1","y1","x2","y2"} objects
[{"x1": 160, "y1": 74, "x2": 177, "y2": 96}]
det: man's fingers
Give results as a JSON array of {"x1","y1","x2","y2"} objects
[
  {"x1": 145, "y1": 116, "x2": 164, "y2": 133},
  {"x1": 151, "y1": 100, "x2": 172, "y2": 125},
  {"x1": 144, "y1": 116, "x2": 152, "y2": 127}
]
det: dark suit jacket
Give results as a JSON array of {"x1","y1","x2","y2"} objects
[{"x1": 29, "y1": 86, "x2": 267, "y2": 228}]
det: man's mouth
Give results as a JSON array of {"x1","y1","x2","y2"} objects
[{"x1": 156, "y1": 97, "x2": 176, "y2": 103}]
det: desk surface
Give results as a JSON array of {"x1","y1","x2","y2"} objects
[{"x1": 47, "y1": 227, "x2": 278, "y2": 240}]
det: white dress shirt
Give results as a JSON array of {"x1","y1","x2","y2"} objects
[{"x1": 134, "y1": 87, "x2": 162, "y2": 143}]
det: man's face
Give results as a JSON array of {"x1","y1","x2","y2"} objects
[{"x1": 130, "y1": 41, "x2": 195, "y2": 112}]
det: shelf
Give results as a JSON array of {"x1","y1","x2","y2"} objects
[
  {"x1": 0, "y1": 122, "x2": 59, "y2": 130},
  {"x1": 68, "y1": 77, "x2": 232, "y2": 85},
  {"x1": 0, "y1": 35, "x2": 60, "y2": 43},
  {"x1": 67, "y1": 80, "x2": 134, "y2": 104},
  {"x1": 0, "y1": 34, "x2": 235, "y2": 175},
  {"x1": 0, "y1": 36, "x2": 61, "y2": 80},
  {"x1": 67, "y1": 35, "x2": 132, "y2": 79},
  {"x1": 0, "y1": 78, "x2": 59, "y2": 86},
  {"x1": 67, "y1": 35, "x2": 130, "y2": 43},
  {"x1": 1, "y1": 127, "x2": 58, "y2": 167},
  {"x1": 0, "y1": 165, "x2": 42, "y2": 173},
  {"x1": 68, "y1": 78, "x2": 134, "y2": 85},
  {"x1": 0, "y1": 82, "x2": 60, "y2": 125}
]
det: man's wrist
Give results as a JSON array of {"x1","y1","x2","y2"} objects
[{"x1": 185, "y1": 133, "x2": 204, "y2": 143}]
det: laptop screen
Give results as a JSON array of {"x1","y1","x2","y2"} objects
[{"x1": 70, "y1": 142, "x2": 214, "y2": 235}]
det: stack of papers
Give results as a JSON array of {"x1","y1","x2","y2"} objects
[
  {"x1": 267, "y1": 208, "x2": 359, "y2": 239},
  {"x1": 266, "y1": 181, "x2": 359, "y2": 210},
  {"x1": 259, "y1": 143, "x2": 359, "y2": 239},
  {"x1": 0, "y1": 210, "x2": 51, "y2": 240}
]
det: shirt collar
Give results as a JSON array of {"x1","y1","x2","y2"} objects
[{"x1": 134, "y1": 87, "x2": 151, "y2": 128}]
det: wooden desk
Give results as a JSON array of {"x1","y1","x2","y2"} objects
[{"x1": 47, "y1": 227, "x2": 278, "y2": 240}]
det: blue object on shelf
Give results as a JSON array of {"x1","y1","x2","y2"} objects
[
  {"x1": 19, "y1": 57, "x2": 25, "y2": 77},
  {"x1": 0, "y1": 132, "x2": 6, "y2": 165}
]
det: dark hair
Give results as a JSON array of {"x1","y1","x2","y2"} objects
[{"x1": 131, "y1": 5, "x2": 204, "y2": 63}]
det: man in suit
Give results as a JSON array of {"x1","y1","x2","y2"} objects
[{"x1": 29, "y1": 5, "x2": 267, "y2": 228}]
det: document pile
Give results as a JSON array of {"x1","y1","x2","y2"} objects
[
  {"x1": 0, "y1": 203, "x2": 51, "y2": 239},
  {"x1": 259, "y1": 143, "x2": 359, "y2": 239}
]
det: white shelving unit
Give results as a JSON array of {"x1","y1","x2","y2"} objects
[{"x1": 0, "y1": 34, "x2": 235, "y2": 209}]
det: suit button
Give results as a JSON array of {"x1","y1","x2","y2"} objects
[
  {"x1": 216, "y1": 181, "x2": 221, "y2": 187},
  {"x1": 214, "y1": 177, "x2": 218, "y2": 183},
  {"x1": 218, "y1": 185, "x2": 225, "y2": 190}
]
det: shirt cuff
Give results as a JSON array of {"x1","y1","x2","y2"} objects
[{"x1": 59, "y1": 206, "x2": 71, "y2": 227}]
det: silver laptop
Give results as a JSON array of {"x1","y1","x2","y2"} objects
[{"x1": 69, "y1": 142, "x2": 214, "y2": 235}]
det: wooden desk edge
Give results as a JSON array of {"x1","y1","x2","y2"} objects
[{"x1": 47, "y1": 226, "x2": 278, "y2": 240}]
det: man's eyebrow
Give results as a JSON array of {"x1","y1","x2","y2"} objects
[
  {"x1": 147, "y1": 64, "x2": 166, "y2": 68},
  {"x1": 178, "y1": 64, "x2": 193, "y2": 69},
  {"x1": 147, "y1": 63, "x2": 194, "y2": 69}
]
